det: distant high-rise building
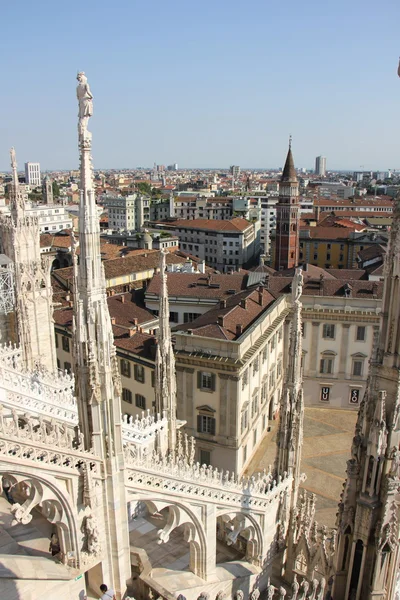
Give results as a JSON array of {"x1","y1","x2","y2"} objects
[
  {"x1": 230, "y1": 165, "x2": 241, "y2": 179},
  {"x1": 24, "y1": 162, "x2": 41, "y2": 187},
  {"x1": 315, "y1": 156, "x2": 326, "y2": 177}
]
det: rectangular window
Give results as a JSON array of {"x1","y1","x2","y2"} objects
[
  {"x1": 242, "y1": 369, "x2": 248, "y2": 390},
  {"x1": 197, "y1": 371, "x2": 215, "y2": 391},
  {"x1": 64, "y1": 361, "x2": 72, "y2": 373},
  {"x1": 62, "y1": 336, "x2": 70, "y2": 352},
  {"x1": 352, "y1": 360, "x2": 363, "y2": 376},
  {"x1": 241, "y1": 409, "x2": 248, "y2": 432},
  {"x1": 253, "y1": 429, "x2": 257, "y2": 447},
  {"x1": 134, "y1": 364, "x2": 145, "y2": 383},
  {"x1": 120, "y1": 359, "x2": 131, "y2": 378},
  {"x1": 252, "y1": 356, "x2": 259, "y2": 375},
  {"x1": 55, "y1": 333, "x2": 59, "y2": 348},
  {"x1": 122, "y1": 388, "x2": 133, "y2": 404},
  {"x1": 323, "y1": 324, "x2": 335, "y2": 339},
  {"x1": 135, "y1": 394, "x2": 146, "y2": 409},
  {"x1": 262, "y1": 347, "x2": 268, "y2": 363},
  {"x1": 320, "y1": 358, "x2": 333, "y2": 374},
  {"x1": 151, "y1": 371, "x2": 155, "y2": 387},
  {"x1": 197, "y1": 415, "x2": 216, "y2": 435},
  {"x1": 243, "y1": 444, "x2": 247, "y2": 464},
  {"x1": 200, "y1": 449, "x2": 211, "y2": 466},
  {"x1": 184, "y1": 312, "x2": 201, "y2": 323},
  {"x1": 356, "y1": 326, "x2": 366, "y2": 341},
  {"x1": 270, "y1": 335, "x2": 276, "y2": 351},
  {"x1": 313, "y1": 253, "x2": 318, "y2": 261},
  {"x1": 57, "y1": 359, "x2": 60, "y2": 369},
  {"x1": 169, "y1": 312, "x2": 179, "y2": 323}
]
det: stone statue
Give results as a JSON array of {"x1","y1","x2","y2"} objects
[
  {"x1": 291, "y1": 267, "x2": 304, "y2": 304},
  {"x1": 76, "y1": 72, "x2": 93, "y2": 133},
  {"x1": 85, "y1": 513, "x2": 101, "y2": 555},
  {"x1": 234, "y1": 592, "x2": 244, "y2": 600}
]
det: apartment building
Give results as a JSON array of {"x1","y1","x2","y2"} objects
[
  {"x1": 297, "y1": 228, "x2": 388, "y2": 269},
  {"x1": 269, "y1": 265, "x2": 382, "y2": 410},
  {"x1": 24, "y1": 161, "x2": 41, "y2": 186},
  {"x1": 0, "y1": 202, "x2": 72, "y2": 232},
  {"x1": 151, "y1": 217, "x2": 260, "y2": 272},
  {"x1": 173, "y1": 287, "x2": 287, "y2": 473}
]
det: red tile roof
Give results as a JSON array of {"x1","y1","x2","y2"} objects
[
  {"x1": 146, "y1": 272, "x2": 247, "y2": 300},
  {"x1": 174, "y1": 287, "x2": 277, "y2": 340},
  {"x1": 156, "y1": 217, "x2": 253, "y2": 233}
]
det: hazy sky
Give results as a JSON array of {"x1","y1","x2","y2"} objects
[{"x1": 1, "y1": 0, "x2": 399, "y2": 171}]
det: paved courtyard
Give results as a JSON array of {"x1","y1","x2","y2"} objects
[{"x1": 246, "y1": 407, "x2": 357, "y2": 527}]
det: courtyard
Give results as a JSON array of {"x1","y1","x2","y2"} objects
[{"x1": 246, "y1": 406, "x2": 357, "y2": 527}]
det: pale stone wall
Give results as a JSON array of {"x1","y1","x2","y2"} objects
[{"x1": 302, "y1": 294, "x2": 381, "y2": 409}]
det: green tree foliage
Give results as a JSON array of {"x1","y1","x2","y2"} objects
[
  {"x1": 52, "y1": 181, "x2": 60, "y2": 198},
  {"x1": 137, "y1": 182, "x2": 152, "y2": 196}
]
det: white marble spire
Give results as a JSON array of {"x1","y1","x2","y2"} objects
[
  {"x1": 155, "y1": 249, "x2": 177, "y2": 452},
  {"x1": 72, "y1": 71, "x2": 129, "y2": 596},
  {"x1": 0, "y1": 148, "x2": 56, "y2": 372},
  {"x1": 277, "y1": 268, "x2": 304, "y2": 502},
  {"x1": 10, "y1": 148, "x2": 25, "y2": 222},
  {"x1": 73, "y1": 71, "x2": 122, "y2": 455}
]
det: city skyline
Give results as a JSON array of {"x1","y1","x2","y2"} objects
[{"x1": 1, "y1": 0, "x2": 399, "y2": 171}]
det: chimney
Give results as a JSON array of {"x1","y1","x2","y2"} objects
[
  {"x1": 68, "y1": 300, "x2": 73, "y2": 308},
  {"x1": 217, "y1": 315, "x2": 225, "y2": 327},
  {"x1": 220, "y1": 299, "x2": 226, "y2": 308},
  {"x1": 372, "y1": 282, "x2": 378, "y2": 297},
  {"x1": 240, "y1": 298, "x2": 247, "y2": 309},
  {"x1": 111, "y1": 289, "x2": 115, "y2": 296},
  {"x1": 303, "y1": 263, "x2": 308, "y2": 272},
  {"x1": 187, "y1": 329, "x2": 193, "y2": 335},
  {"x1": 258, "y1": 291, "x2": 264, "y2": 306},
  {"x1": 120, "y1": 295, "x2": 125, "y2": 303},
  {"x1": 111, "y1": 316, "x2": 116, "y2": 325},
  {"x1": 129, "y1": 328, "x2": 135, "y2": 337},
  {"x1": 236, "y1": 324, "x2": 243, "y2": 336},
  {"x1": 132, "y1": 317, "x2": 138, "y2": 326}
]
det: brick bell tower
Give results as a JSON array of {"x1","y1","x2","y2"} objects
[{"x1": 274, "y1": 138, "x2": 300, "y2": 271}]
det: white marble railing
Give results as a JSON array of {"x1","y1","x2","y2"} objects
[
  {"x1": 122, "y1": 411, "x2": 167, "y2": 443},
  {"x1": 125, "y1": 447, "x2": 291, "y2": 509},
  {"x1": 0, "y1": 342, "x2": 78, "y2": 424},
  {"x1": 0, "y1": 403, "x2": 99, "y2": 473}
]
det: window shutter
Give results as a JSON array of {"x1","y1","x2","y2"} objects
[
  {"x1": 197, "y1": 415, "x2": 202, "y2": 432},
  {"x1": 197, "y1": 371, "x2": 202, "y2": 389},
  {"x1": 210, "y1": 418, "x2": 216, "y2": 436},
  {"x1": 134, "y1": 364, "x2": 138, "y2": 380},
  {"x1": 211, "y1": 374, "x2": 216, "y2": 391}
]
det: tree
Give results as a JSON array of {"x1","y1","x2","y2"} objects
[
  {"x1": 52, "y1": 181, "x2": 60, "y2": 198},
  {"x1": 137, "y1": 182, "x2": 152, "y2": 196}
]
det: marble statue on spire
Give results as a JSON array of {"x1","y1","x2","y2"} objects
[{"x1": 76, "y1": 72, "x2": 93, "y2": 134}]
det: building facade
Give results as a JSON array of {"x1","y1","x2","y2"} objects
[
  {"x1": 315, "y1": 155, "x2": 327, "y2": 177},
  {"x1": 24, "y1": 161, "x2": 41, "y2": 186},
  {"x1": 152, "y1": 217, "x2": 260, "y2": 272}
]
